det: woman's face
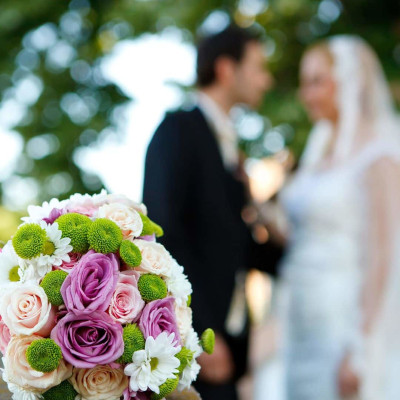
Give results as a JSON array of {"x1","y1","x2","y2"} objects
[{"x1": 299, "y1": 49, "x2": 338, "y2": 123}]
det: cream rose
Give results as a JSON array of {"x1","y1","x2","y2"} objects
[
  {"x1": 71, "y1": 364, "x2": 129, "y2": 400},
  {"x1": 106, "y1": 193, "x2": 148, "y2": 215},
  {"x1": 0, "y1": 283, "x2": 56, "y2": 336},
  {"x1": 134, "y1": 239, "x2": 174, "y2": 277},
  {"x1": 4, "y1": 335, "x2": 72, "y2": 393},
  {"x1": 174, "y1": 303, "x2": 193, "y2": 341},
  {"x1": 98, "y1": 203, "x2": 143, "y2": 239}
]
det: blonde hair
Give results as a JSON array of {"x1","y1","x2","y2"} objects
[{"x1": 303, "y1": 41, "x2": 334, "y2": 65}]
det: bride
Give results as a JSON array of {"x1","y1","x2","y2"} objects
[{"x1": 263, "y1": 35, "x2": 400, "y2": 400}]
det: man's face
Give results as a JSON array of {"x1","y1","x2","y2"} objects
[{"x1": 232, "y1": 41, "x2": 272, "y2": 108}]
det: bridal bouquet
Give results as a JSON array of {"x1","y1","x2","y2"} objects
[{"x1": 0, "y1": 191, "x2": 214, "y2": 400}]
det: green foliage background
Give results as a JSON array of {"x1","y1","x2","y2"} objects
[{"x1": 0, "y1": 0, "x2": 399, "y2": 239}]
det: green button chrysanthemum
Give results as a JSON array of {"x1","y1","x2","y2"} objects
[
  {"x1": 12, "y1": 223, "x2": 47, "y2": 259},
  {"x1": 42, "y1": 380, "x2": 78, "y2": 400},
  {"x1": 139, "y1": 213, "x2": 164, "y2": 238},
  {"x1": 119, "y1": 323, "x2": 145, "y2": 364},
  {"x1": 176, "y1": 346, "x2": 194, "y2": 375},
  {"x1": 151, "y1": 376, "x2": 179, "y2": 400},
  {"x1": 88, "y1": 218, "x2": 122, "y2": 254},
  {"x1": 119, "y1": 240, "x2": 142, "y2": 268},
  {"x1": 200, "y1": 328, "x2": 215, "y2": 355},
  {"x1": 138, "y1": 273, "x2": 167, "y2": 302},
  {"x1": 40, "y1": 270, "x2": 68, "y2": 306},
  {"x1": 56, "y1": 213, "x2": 92, "y2": 253},
  {"x1": 187, "y1": 294, "x2": 192, "y2": 307},
  {"x1": 26, "y1": 339, "x2": 62, "y2": 373}
]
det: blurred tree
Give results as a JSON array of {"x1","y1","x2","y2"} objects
[
  {"x1": 0, "y1": 207, "x2": 20, "y2": 244},
  {"x1": 0, "y1": 0, "x2": 399, "y2": 206}
]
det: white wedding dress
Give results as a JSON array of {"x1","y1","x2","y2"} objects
[
  {"x1": 280, "y1": 143, "x2": 382, "y2": 400},
  {"x1": 254, "y1": 36, "x2": 400, "y2": 400}
]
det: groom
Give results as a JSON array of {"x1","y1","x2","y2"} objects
[{"x1": 143, "y1": 24, "x2": 281, "y2": 400}]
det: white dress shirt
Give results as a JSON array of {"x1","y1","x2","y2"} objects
[{"x1": 196, "y1": 92, "x2": 239, "y2": 171}]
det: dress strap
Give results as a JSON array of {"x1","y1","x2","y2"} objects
[{"x1": 351, "y1": 139, "x2": 400, "y2": 174}]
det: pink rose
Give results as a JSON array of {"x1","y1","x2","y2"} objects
[
  {"x1": 66, "y1": 192, "x2": 107, "y2": 217},
  {"x1": 108, "y1": 271, "x2": 145, "y2": 324},
  {"x1": 0, "y1": 283, "x2": 56, "y2": 336},
  {"x1": 123, "y1": 387, "x2": 151, "y2": 400},
  {"x1": 61, "y1": 250, "x2": 120, "y2": 314},
  {"x1": 139, "y1": 297, "x2": 181, "y2": 346},
  {"x1": 0, "y1": 315, "x2": 11, "y2": 355},
  {"x1": 66, "y1": 204, "x2": 98, "y2": 217},
  {"x1": 55, "y1": 252, "x2": 82, "y2": 273},
  {"x1": 4, "y1": 335, "x2": 73, "y2": 393}
]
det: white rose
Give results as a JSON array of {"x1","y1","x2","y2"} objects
[
  {"x1": 134, "y1": 240, "x2": 174, "y2": 277},
  {"x1": 98, "y1": 203, "x2": 143, "y2": 239},
  {"x1": 174, "y1": 303, "x2": 193, "y2": 341}
]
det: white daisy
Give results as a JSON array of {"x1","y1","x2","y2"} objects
[
  {"x1": 124, "y1": 332, "x2": 181, "y2": 394},
  {"x1": 178, "y1": 329, "x2": 202, "y2": 391},
  {"x1": 20, "y1": 222, "x2": 72, "y2": 282},
  {"x1": 21, "y1": 198, "x2": 67, "y2": 224},
  {"x1": 166, "y1": 260, "x2": 192, "y2": 307},
  {"x1": 2, "y1": 363, "x2": 40, "y2": 400},
  {"x1": 0, "y1": 241, "x2": 24, "y2": 288}
]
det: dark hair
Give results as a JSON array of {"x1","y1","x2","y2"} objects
[{"x1": 196, "y1": 24, "x2": 263, "y2": 87}]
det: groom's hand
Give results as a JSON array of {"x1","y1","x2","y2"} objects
[{"x1": 197, "y1": 333, "x2": 234, "y2": 384}]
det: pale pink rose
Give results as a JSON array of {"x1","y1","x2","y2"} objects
[
  {"x1": 108, "y1": 271, "x2": 145, "y2": 324},
  {"x1": 174, "y1": 303, "x2": 193, "y2": 341},
  {"x1": 0, "y1": 283, "x2": 56, "y2": 336},
  {"x1": 0, "y1": 315, "x2": 11, "y2": 355},
  {"x1": 4, "y1": 335, "x2": 73, "y2": 393},
  {"x1": 65, "y1": 191, "x2": 108, "y2": 217},
  {"x1": 70, "y1": 364, "x2": 129, "y2": 400},
  {"x1": 134, "y1": 240, "x2": 174, "y2": 277},
  {"x1": 54, "y1": 252, "x2": 82, "y2": 273},
  {"x1": 106, "y1": 194, "x2": 148, "y2": 215},
  {"x1": 98, "y1": 203, "x2": 143, "y2": 239},
  {"x1": 66, "y1": 204, "x2": 99, "y2": 217}
]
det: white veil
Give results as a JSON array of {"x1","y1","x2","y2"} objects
[{"x1": 300, "y1": 35, "x2": 400, "y2": 399}]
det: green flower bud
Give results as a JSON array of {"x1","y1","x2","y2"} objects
[
  {"x1": 26, "y1": 339, "x2": 62, "y2": 373},
  {"x1": 40, "y1": 270, "x2": 68, "y2": 306},
  {"x1": 12, "y1": 223, "x2": 47, "y2": 259},
  {"x1": 176, "y1": 346, "x2": 194, "y2": 375},
  {"x1": 139, "y1": 213, "x2": 164, "y2": 238},
  {"x1": 56, "y1": 213, "x2": 92, "y2": 253},
  {"x1": 120, "y1": 240, "x2": 142, "y2": 268},
  {"x1": 42, "y1": 380, "x2": 78, "y2": 400},
  {"x1": 118, "y1": 324, "x2": 145, "y2": 364},
  {"x1": 200, "y1": 328, "x2": 215, "y2": 355},
  {"x1": 151, "y1": 376, "x2": 179, "y2": 400},
  {"x1": 88, "y1": 218, "x2": 122, "y2": 254},
  {"x1": 138, "y1": 273, "x2": 167, "y2": 302}
]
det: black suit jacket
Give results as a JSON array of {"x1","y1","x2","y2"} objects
[{"x1": 143, "y1": 107, "x2": 281, "y2": 378}]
